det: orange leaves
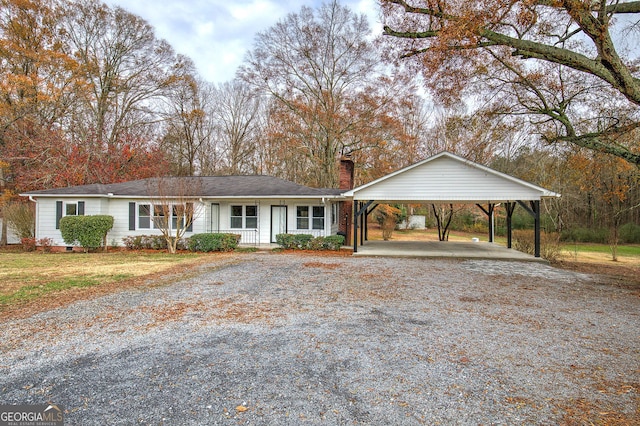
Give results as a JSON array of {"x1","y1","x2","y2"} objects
[{"x1": 566, "y1": 150, "x2": 636, "y2": 205}]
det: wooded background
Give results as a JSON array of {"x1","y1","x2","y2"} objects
[{"x1": 1, "y1": 0, "x2": 639, "y2": 244}]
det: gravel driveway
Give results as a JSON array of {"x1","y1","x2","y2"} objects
[{"x1": 1, "y1": 253, "x2": 638, "y2": 425}]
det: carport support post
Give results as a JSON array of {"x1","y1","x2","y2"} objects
[
  {"x1": 488, "y1": 204, "x2": 495, "y2": 243},
  {"x1": 360, "y1": 206, "x2": 365, "y2": 246},
  {"x1": 505, "y1": 202, "x2": 516, "y2": 249},
  {"x1": 353, "y1": 201, "x2": 359, "y2": 253},
  {"x1": 532, "y1": 200, "x2": 541, "y2": 258}
]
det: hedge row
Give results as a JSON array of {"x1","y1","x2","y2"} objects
[
  {"x1": 275, "y1": 234, "x2": 344, "y2": 250},
  {"x1": 122, "y1": 235, "x2": 175, "y2": 250},
  {"x1": 187, "y1": 233, "x2": 240, "y2": 252},
  {"x1": 122, "y1": 233, "x2": 240, "y2": 252}
]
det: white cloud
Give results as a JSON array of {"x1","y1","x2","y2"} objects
[{"x1": 102, "y1": 0, "x2": 381, "y2": 83}]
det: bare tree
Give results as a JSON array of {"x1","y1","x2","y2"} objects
[
  {"x1": 210, "y1": 80, "x2": 262, "y2": 175},
  {"x1": 146, "y1": 177, "x2": 203, "y2": 253},
  {"x1": 161, "y1": 57, "x2": 215, "y2": 176},
  {"x1": 240, "y1": 1, "x2": 389, "y2": 187},
  {"x1": 63, "y1": 0, "x2": 177, "y2": 148},
  {"x1": 381, "y1": 0, "x2": 640, "y2": 166}
]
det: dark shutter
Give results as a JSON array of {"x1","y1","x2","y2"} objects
[
  {"x1": 77, "y1": 201, "x2": 85, "y2": 215},
  {"x1": 186, "y1": 202, "x2": 193, "y2": 232},
  {"x1": 56, "y1": 201, "x2": 63, "y2": 229},
  {"x1": 129, "y1": 202, "x2": 136, "y2": 230}
]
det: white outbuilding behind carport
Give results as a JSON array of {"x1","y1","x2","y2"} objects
[{"x1": 342, "y1": 151, "x2": 561, "y2": 257}]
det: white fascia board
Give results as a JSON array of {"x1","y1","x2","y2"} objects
[{"x1": 344, "y1": 151, "x2": 560, "y2": 199}]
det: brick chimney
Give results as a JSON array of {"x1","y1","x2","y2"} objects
[
  {"x1": 338, "y1": 156, "x2": 354, "y2": 245},
  {"x1": 338, "y1": 156, "x2": 354, "y2": 190}
]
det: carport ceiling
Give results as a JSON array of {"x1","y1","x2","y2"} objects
[{"x1": 343, "y1": 151, "x2": 560, "y2": 203}]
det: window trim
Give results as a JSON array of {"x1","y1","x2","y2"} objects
[
  {"x1": 56, "y1": 200, "x2": 84, "y2": 230},
  {"x1": 312, "y1": 205, "x2": 325, "y2": 230},
  {"x1": 63, "y1": 201, "x2": 84, "y2": 217},
  {"x1": 138, "y1": 204, "x2": 151, "y2": 229},
  {"x1": 230, "y1": 204, "x2": 258, "y2": 230},
  {"x1": 296, "y1": 205, "x2": 325, "y2": 231},
  {"x1": 136, "y1": 202, "x2": 194, "y2": 232}
]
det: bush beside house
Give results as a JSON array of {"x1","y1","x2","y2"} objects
[
  {"x1": 187, "y1": 233, "x2": 241, "y2": 252},
  {"x1": 122, "y1": 233, "x2": 240, "y2": 252},
  {"x1": 60, "y1": 215, "x2": 114, "y2": 252},
  {"x1": 276, "y1": 234, "x2": 344, "y2": 250}
]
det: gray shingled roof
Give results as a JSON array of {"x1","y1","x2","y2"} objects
[{"x1": 22, "y1": 176, "x2": 344, "y2": 198}]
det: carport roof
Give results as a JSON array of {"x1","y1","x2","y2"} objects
[{"x1": 343, "y1": 151, "x2": 560, "y2": 203}]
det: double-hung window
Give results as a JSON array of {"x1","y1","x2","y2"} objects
[
  {"x1": 230, "y1": 205, "x2": 258, "y2": 229},
  {"x1": 56, "y1": 200, "x2": 84, "y2": 229},
  {"x1": 138, "y1": 204, "x2": 151, "y2": 229},
  {"x1": 66, "y1": 203, "x2": 78, "y2": 216},
  {"x1": 152, "y1": 204, "x2": 168, "y2": 229},
  {"x1": 172, "y1": 204, "x2": 194, "y2": 231},
  {"x1": 296, "y1": 206, "x2": 325, "y2": 230},
  {"x1": 136, "y1": 203, "x2": 193, "y2": 231},
  {"x1": 312, "y1": 206, "x2": 324, "y2": 230}
]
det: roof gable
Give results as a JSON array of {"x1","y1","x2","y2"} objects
[{"x1": 344, "y1": 152, "x2": 560, "y2": 202}]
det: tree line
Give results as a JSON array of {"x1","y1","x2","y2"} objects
[{"x1": 1, "y1": 0, "x2": 638, "y2": 244}]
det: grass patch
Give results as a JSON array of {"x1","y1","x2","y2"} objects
[
  {"x1": 0, "y1": 277, "x2": 106, "y2": 305},
  {"x1": 0, "y1": 251, "x2": 206, "y2": 309},
  {"x1": 561, "y1": 243, "x2": 640, "y2": 256}
]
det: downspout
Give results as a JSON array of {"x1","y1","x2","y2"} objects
[{"x1": 28, "y1": 196, "x2": 37, "y2": 241}]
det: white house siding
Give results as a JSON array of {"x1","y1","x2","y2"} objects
[
  {"x1": 33, "y1": 196, "x2": 337, "y2": 247},
  {"x1": 352, "y1": 155, "x2": 548, "y2": 202},
  {"x1": 33, "y1": 197, "x2": 106, "y2": 246},
  {"x1": 107, "y1": 199, "x2": 135, "y2": 245},
  {"x1": 204, "y1": 199, "x2": 335, "y2": 245}
]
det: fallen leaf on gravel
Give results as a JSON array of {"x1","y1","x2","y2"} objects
[{"x1": 236, "y1": 405, "x2": 248, "y2": 412}]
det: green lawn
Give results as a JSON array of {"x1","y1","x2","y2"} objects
[
  {"x1": 560, "y1": 243, "x2": 640, "y2": 256},
  {"x1": 0, "y1": 251, "x2": 206, "y2": 308}
]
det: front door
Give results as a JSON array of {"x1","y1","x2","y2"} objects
[
  {"x1": 271, "y1": 206, "x2": 287, "y2": 243},
  {"x1": 211, "y1": 203, "x2": 219, "y2": 233}
]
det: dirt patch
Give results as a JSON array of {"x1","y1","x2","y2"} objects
[
  {"x1": 555, "y1": 260, "x2": 640, "y2": 291},
  {"x1": 302, "y1": 261, "x2": 341, "y2": 269}
]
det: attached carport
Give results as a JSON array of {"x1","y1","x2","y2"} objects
[{"x1": 342, "y1": 152, "x2": 561, "y2": 258}]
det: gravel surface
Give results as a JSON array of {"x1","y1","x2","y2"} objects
[{"x1": 1, "y1": 253, "x2": 638, "y2": 425}]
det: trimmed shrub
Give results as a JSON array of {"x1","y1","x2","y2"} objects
[
  {"x1": 60, "y1": 215, "x2": 114, "y2": 251},
  {"x1": 276, "y1": 233, "x2": 344, "y2": 250},
  {"x1": 308, "y1": 235, "x2": 345, "y2": 250},
  {"x1": 122, "y1": 235, "x2": 168, "y2": 250},
  {"x1": 122, "y1": 235, "x2": 143, "y2": 250},
  {"x1": 276, "y1": 233, "x2": 314, "y2": 249},
  {"x1": 513, "y1": 230, "x2": 561, "y2": 262},
  {"x1": 187, "y1": 233, "x2": 240, "y2": 252},
  {"x1": 143, "y1": 235, "x2": 168, "y2": 250}
]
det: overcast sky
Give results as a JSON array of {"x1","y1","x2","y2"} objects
[{"x1": 102, "y1": 0, "x2": 382, "y2": 84}]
